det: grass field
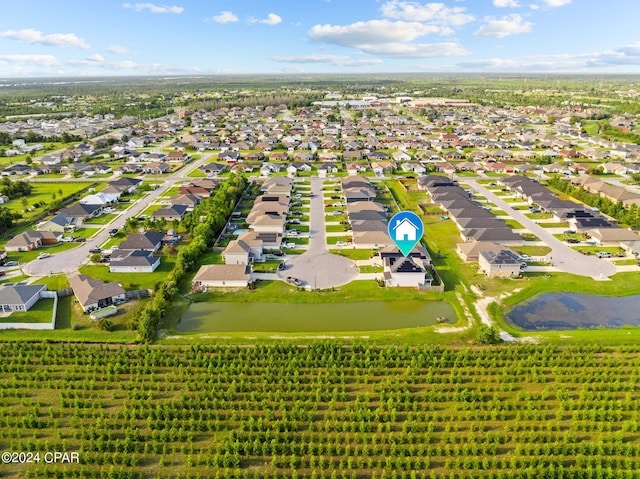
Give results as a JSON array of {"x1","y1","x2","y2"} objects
[
  {"x1": 1, "y1": 342, "x2": 638, "y2": 479},
  {"x1": 0, "y1": 297, "x2": 54, "y2": 323}
]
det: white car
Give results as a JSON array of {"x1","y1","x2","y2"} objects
[
  {"x1": 336, "y1": 241, "x2": 348, "y2": 246},
  {"x1": 37, "y1": 253, "x2": 51, "y2": 260}
]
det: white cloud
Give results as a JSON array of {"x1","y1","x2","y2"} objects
[
  {"x1": 309, "y1": 20, "x2": 445, "y2": 47},
  {"x1": 493, "y1": 0, "x2": 520, "y2": 7},
  {"x1": 249, "y1": 13, "x2": 282, "y2": 26},
  {"x1": 107, "y1": 45, "x2": 131, "y2": 55},
  {"x1": 458, "y1": 42, "x2": 640, "y2": 71},
  {"x1": 474, "y1": 14, "x2": 532, "y2": 38},
  {"x1": 122, "y1": 3, "x2": 184, "y2": 14},
  {"x1": 0, "y1": 54, "x2": 58, "y2": 66},
  {"x1": 0, "y1": 28, "x2": 90, "y2": 50},
  {"x1": 380, "y1": 1, "x2": 474, "y2": 26},
  {"x1": 272, "y1": 54, "x2": 383, "y2": 67},
  {"x1": 542, "y1": 0, "x2": 571, "y2": 6},
  {"x1": 359, "y1": 42, "x2": 469, "y2": 58},
  {"x1": 207, "y1": 11, "x2": 238, "y2": 24}
]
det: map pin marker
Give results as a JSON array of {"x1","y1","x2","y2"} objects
[{"x1": 388, "y1": 211, "x2": 424, "y2": 257}]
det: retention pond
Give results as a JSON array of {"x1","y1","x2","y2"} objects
[
  {"x1": 177, "y1": 300, "x2": 456, "y2": 333},
  {"x1": 507, "y1": 292, "x2": 640, "y2": 331}
]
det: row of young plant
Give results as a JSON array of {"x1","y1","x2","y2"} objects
[
  {"x1": 1, "y1": 342, "x2": 639, "y2": 478},
  {"x1": 133, "y1": 173, "x2": 248, "y2": 342}
]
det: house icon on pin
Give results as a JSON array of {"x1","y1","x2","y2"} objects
[{"x1": 393, "y1": 218, "x2": 418, "y2": 242}]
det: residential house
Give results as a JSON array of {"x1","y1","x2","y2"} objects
[
  {"x1": 192, "y1": 264, "x2": 252, "y2": 289},
  {"x1": 169, "y1": 193, "x2": 200, "y2": 210},
  {"x1": 200, "y1": 162, "x2": 227, "y2": 176},
  {"x1": 59, "y1": 203, "x2": 103, "y2": 220},
  {"x1": 478, "y1": 249, "x2": 522, "y2": 278},
  {"x1": 0, "y1": 283, "x2": 46, "y2": 313},
  {"x1": 118, "y1": 232, "x2": 165, "y2": 252},
  {"x1": 5, "y1": 230, "x2": 60, "y2": 252},
  {"x1": 79, "y1": 191, "x2": 120, "y2": 206},
  {"x1": 383, "y1": 255, "x2": 432, "y2": 288},
  {"x1": 109, "y1": 249, "x2": 161, "y2": 273},
  {"x1": 144, "y1": 162, "x2": 170, "y2": 175},
  {"x1": 152, "y1": 204, "x2": 188, "y2": 221},
  {"x1": 317, "y1": 164, "x2": 338, "y2": 178},
  {"x1": 36, "y1": 213, "x2": 76, "y2": 233},
  {"x1": 68, "y1": 273, "x2": 126, "y2": 313}
]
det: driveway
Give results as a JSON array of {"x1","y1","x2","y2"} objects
[
  {"x1": 22, "y1": 153, "x2": 214, "y2": 277},
  {"x1": 278, "y1": 177, "x2": 358, "y2": 289},
  {"x1": 462, "y1": 177, "x2": 616, "y2": 279}
]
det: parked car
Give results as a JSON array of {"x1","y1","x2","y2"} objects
[
  {"x1": 567, "y1": 238, "x2": 580, "y2": 244},
  {"x1": 3, "y1": 261, "x2": 18, "y2": 267},
  {"x1": 331, "y1": 195, "x2": 341, "y2": 199},
  {"x1": 278, "y1": 262, "x2": 286, "y2": 271},
  {"x1": 89, "y1": 248, "x2": 102, "y2": 254},
  {"x1": 520, "y1": 262, "x2": 527, "y2": 270},
  {"x1": 596, "y1": 252, "x2": 612, "y2": 258},
  {"x1": 287, "y1": 219, "x2": 301, "y2": 225},
  {"x1": 75, "y1": 237, "x2": 86, "y2": 243},
  {"x1": 286, "y1": 276, "x2": 302, "y2": 286},
  {"x1": 37, "y1": 253, "x2": 51, "y2": 260},
  {"x1": 108, "y1": 228, "x2": 119, "y2": 236},
  {"x1": 291, "y1": 211, "x2": 303, "y2": 216},
  {"x1": 336, "y1": 241, "x2": 348, "y2": 246},
  {"x1": 0, "y1": 271, "x2": 5, "y2": 277},
  {"x1": 61, "y1": 236, "x2": 75, "y2": 243},
  {"x1": 291, "y1": 202, "x2": 302, "y2": 207},
  {"x1": 518, "y1": 254, "x2": 532, "y2": 261}
]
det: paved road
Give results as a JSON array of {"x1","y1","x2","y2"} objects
[
  {"x1": 22, "y1": 153, "x2": 214, "y2": 277},
  {"x1": 461, "y1": 177, "x2": 616, "y2": 279},
  {"x1": 278, "y1": 177, "x2": 358, "y2": 289}
]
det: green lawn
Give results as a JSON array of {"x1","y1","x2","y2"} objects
[
  {"x1": 82, "y1": 213, "x2": 118, "y2": 225},
  {"x1": 329, "y1": 249, "x2": 375, "y2": 260},
  {"x1": 326, "y1": 236, "x2": 352, "y2": 245},
  {"x1": 79, "y1": 256, "x2": 177, "y2": 290},
  {"x1": 525, "y1": 212, "x2": 554, "y2": 220},
  {"x1": 0, "y1": 298, "x2": 54, "y2": 323},
  {"x1": 325, "y1": 224, "x2": 350, "y2": 233},
  {"x1": 359, "y1": 265, "x2": 383, "y2": 273},
  {"x1": 33, "y1": 274, "x2": 70, "y2": 291},
  {"x1": 503, "y1": 219, "x2": 524, "y2": 229},
  {"x1": 538, "y1": 221, "x2": 570, "y2": 228},
  {"x1": 514, "y1": 245, "x2": 552, "y2": 257},
  {"x1": 69, "y1": 227, "x2": 100, "y2": 239},
  {"x1": 5, "y1": 242, "x2": 79, "y2": 263},
  {"x1": 2, "y1": 181, "x2": 94, "y2": 223}
]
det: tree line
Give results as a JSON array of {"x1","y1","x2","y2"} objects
[
  {"x1": 134, "y1": 173, "x2": 247, "y2": 342},
  {"x1": 547, "y1": 175, "x2": 640, "y2": 229}
]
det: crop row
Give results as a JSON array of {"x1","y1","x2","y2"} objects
[{"x1": 0, "y1": 343, "x2": 639, "y2": 478}]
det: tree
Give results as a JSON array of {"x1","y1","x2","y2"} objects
[{"x1": 477, "y1": 324, "x2": 502, "y2": 344}]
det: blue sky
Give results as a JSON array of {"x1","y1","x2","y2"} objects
[{"x1": 1, "y1": 1, "x2": 639, "y2": 77}]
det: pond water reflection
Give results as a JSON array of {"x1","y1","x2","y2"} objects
[{"x1": 507, "y1": 293, "x2": 640, "y2": 331}]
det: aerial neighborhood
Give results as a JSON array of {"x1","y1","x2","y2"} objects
[{"x1": 1, "y1": 91, "x2": 640, "y2": 331}]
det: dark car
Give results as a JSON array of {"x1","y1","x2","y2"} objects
[
  {"x1": 89, "y1": 248, "x2": 102, "y2": 253},
  {"x1": 278, "y1": 262, "x2": 286, "y2": 271},
  {"x1": 567, "y1": 238, "x2": 580, "y2": 244},
  {"x1": 108, "y1": 228, "x2": 119, "y2": 236},
  {"x1": 75, "y1": 237, "x2": 86, "y2": 242}
]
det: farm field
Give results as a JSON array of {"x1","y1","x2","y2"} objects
[{"x1": 1, "y1": 342, "x2": 638, "y2": 479}]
